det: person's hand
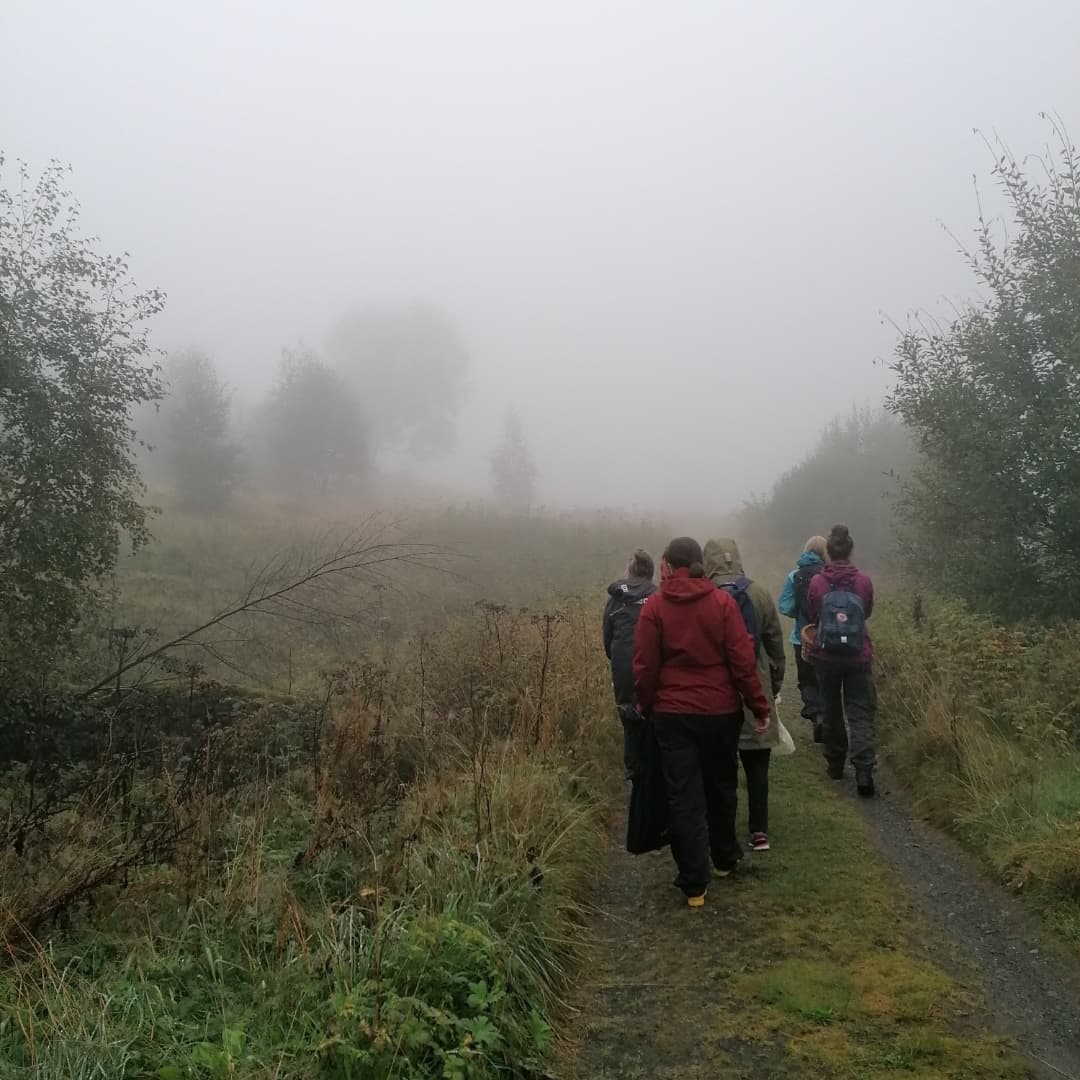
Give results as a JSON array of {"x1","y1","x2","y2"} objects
[{"x1": 754, "y1": 713, "x2": 771, "y2": 737}]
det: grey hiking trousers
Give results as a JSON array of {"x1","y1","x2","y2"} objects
[{"x1": 816, "y1": 666, "x2": 877, "y2": 774}]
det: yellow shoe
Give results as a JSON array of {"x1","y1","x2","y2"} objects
[{"x1": 687, "y1": 891, "x2": 706, "y2": 908}]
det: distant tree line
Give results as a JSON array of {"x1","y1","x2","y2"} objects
[
  {"x1": 743, "y1": 409, "x2": 914, "y2": 571},
  {"x1": 0, "y1": 155, "x2": 542, "y2": 696},
  {"x1": 139, "y1": 303, "x2": 475, "y2": 509},
  {"x1": 141, "y1": 313, "x2": 540, "y2": 513}
]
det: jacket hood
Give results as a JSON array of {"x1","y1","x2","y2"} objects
[
  {"x1": 607, "y1": 576, "x2": 656, "y2": 602},
  {"x1": 796, "y1": 551, "x2": 824, "y2": 569},
  {"x1": 823, "y1": 561, "x2": 860, "y2": 588},
  {"x1": 660, "y1": 568, "x2": 717, "y2": 603},
  {"x1": 703, "y1": 537, "x2": 745, "y2": 582}
]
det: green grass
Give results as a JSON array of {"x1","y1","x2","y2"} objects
[
  {"x1": 716, "y1": 726, "x2": 1028, "y2": 1078},
  {"x1": 0, "y1": 752, "x2": 615, "y2": 1078}
]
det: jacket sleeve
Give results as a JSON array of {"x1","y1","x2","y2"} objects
[
  {"x1": 601, "y1": 596, "x2": 615, "y2": 659},
  {"x1": 778, "y1": 570, "x2": 797, "y2": 619},
  {"x1": 716, "y1": 593, "x2": 771, "y2": 719},
  {"x1": 632, "y1": 599, "x2": 660, "y2": 715},
  {"x1": 760, "y1": 592, "x2": 787, "y2": 694}
]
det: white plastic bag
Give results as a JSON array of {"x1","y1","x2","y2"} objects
[{"x1": 775, "y1": 718, "x2": 796, "y2": 757}]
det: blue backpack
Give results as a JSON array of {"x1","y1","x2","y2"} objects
[
  {"x1": 716, "y1": 576, "x2": 760, "y2": 657},
  {"x1": 816, "y1": 587, "x2": 866, "y2": 658}
]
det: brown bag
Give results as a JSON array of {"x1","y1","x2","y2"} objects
[{"x1": 800, "y1": 623, "x2": 817, "y2": 662}]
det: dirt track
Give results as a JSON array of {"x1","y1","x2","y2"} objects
[
  {"x1": 568, "y1": 717, "x2": 1080, "y2": 1080},
  {"x1": 855, "y1": 769, "x2": 1080, "y2": 1080}
]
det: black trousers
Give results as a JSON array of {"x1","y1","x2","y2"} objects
[
  {"x1": 793, "y1": 644, "x2": 822, "y2": 722},
  {"x1": 739, "y1": 748, "x2": 771, "y2": 835},
  {"x1": 654, "y1": 713, "x2": 743, "y2": 895}
]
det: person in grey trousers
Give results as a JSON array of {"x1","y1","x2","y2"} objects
[{"x1": 805, "y1": 524, "x2": 877, "y2": 797}]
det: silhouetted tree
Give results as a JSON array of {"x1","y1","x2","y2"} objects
[
  {"x1": 889, "y1": 125, "x2": 1080, "y2": 616},
  {"x1": 261, "y1": 348, "x2": 369, "y2": 499},
  {"x1": 326, "y1": 303, "x2": 469, "y2": 459},
  {"x1": 157, "y1": 348, "x2": 241, "y2": 510},
  {"x1": 0, "y1": 156, "x2": 164, "y2": 688},
  {"x1": 491, "y1": 409, "x2": 537, "y2": 509}
]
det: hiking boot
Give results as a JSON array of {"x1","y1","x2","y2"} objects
[
  {"x1": 827, "y1": 763, "x2": 845, "y2": 780},
  {"x1": 686, "y1": 891, "x2": 707, "y2": 908},
  {"x1": 712, "y1": 864, "x2": 737, "y2": 879},
  {"x1": 856, "y1": 771, "x2": 875, "y2": 798},
  {"x1": 749, "y1": 832, "x2": 770, "y2": 852},
  {"x1": 813, "y1": 721, "x2": 825, "y2": 744}
]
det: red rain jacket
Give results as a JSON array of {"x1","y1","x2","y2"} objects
[{"x1": 632, "y1": 568, "x2": 771, "y2": 719}]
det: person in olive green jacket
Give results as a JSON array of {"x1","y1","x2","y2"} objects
[{"x1": 704, "y1": 537, "x2": 786, "y2": 852}]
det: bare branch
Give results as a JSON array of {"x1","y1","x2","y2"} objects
[{"x1": 81, "y1": 524, "x2": 454, "y2": 697}]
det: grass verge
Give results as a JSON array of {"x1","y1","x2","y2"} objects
[
  {"x1": 0, "y1": 748, "x2": 616, "y2": 1079},
  {"x1": 0, "y1": 592, "x2": 623, "y2": 1079},
  {"x1": 873, "y1": 597, "x2": 1080, "y2": 945}
]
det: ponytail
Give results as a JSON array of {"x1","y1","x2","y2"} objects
[{"x1": 663, "y1": 537, "x2": 706, "y2": 574}]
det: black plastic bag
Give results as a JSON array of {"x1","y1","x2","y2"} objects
[{"x1": 626, "y1": 720, "x2": 670, "y2": 854}]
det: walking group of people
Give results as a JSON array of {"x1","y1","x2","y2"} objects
[{"x1": 602, "y1": 524, "x2": 876, "y2": 907}]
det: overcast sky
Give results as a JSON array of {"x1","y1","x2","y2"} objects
[{"x1": 4, "y1": 2, "x2": 1079, "y2": 511}]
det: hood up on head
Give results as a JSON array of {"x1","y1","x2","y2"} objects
[{"x1": 703, "y1": 537, "x2": 745, "y2": 583}]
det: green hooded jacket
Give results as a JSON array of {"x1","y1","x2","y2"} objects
[{"x1": 703, "y1": 538, "x2": 786, "y2": 749}]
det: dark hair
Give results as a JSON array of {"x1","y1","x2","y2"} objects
[
  {"x1": 826, "y1": 523, "x2": 854, "y2": 561},
  {"x1": 663, "y1": 536, "x2": 705, "y2": 578},
  {"x1": 627, "y1": 549, "x2": 655, "y2": 580}
]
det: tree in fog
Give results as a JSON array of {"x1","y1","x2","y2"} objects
[
  {"x1": 750, "y1": 410, "x2": 914, "y2": 569},
  {"x1": 0, "y1": 156, "x2": 163, "y2": 686},
  {"x1": 157, "y1": 348, "x2": 240, "y2": 510},
  {"x1": 326, "y1": 304, "x2": 468, "y2": 459},
  {"x1": 889, "y1": 127, "x2": 1080, "y2": 617},
  {"x1": 261, "y1": 349, "x2": 369, "y2": 499},
  {"x1": 491, "y1": 409, "x2": 537, "y2": 509}
]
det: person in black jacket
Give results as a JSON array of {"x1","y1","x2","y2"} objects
[{"x1": 603, "y1": 549, "x2": 658, "y2": 778}]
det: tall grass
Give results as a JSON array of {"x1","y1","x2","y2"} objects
[
  {"x1": 0, "y1": 593, "x2": 621, "y2": 1078},
  {"x1": 874, "y1": 597, "x2": 1080, "y2": 934}
]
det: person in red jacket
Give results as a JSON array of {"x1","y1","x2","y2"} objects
[{"x1": 633, "y1": 536, "x2": 771, "y2": 907}]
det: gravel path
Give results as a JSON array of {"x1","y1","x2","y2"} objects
[{"x1": 852, "y1": 768, "x2": 1080, "y2": 1080}]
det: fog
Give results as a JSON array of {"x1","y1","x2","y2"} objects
[{"x1": 4, "y1": 1, "x2": 1080, "y2": 512}]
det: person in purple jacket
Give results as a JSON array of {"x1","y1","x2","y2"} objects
[{"x1": 805, "y1": 524, "x2": 877, "y2": 797}]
